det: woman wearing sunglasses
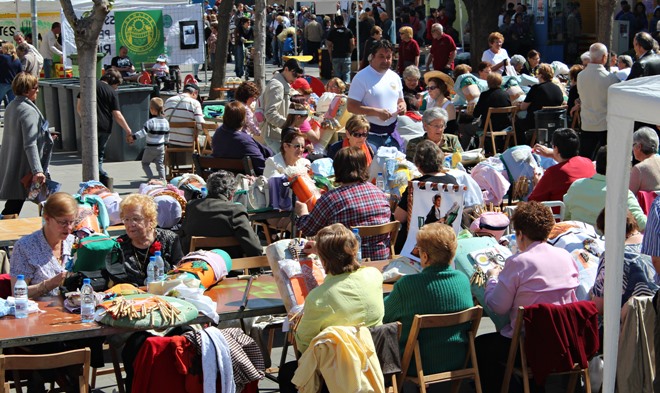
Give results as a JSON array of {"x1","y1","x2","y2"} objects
[
  {"x1": 263, "y1": 131, "x2": 311, "y2": 178},
  {"x1": 326, "y1": 114, "x2": 377, "y2": 165}
]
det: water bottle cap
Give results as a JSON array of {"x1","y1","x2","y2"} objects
[
  {"x1": 83, "y1": 278, "x2": 91, "y2": 285},
  {"x1": 352, "y1": 228, "x2": 359, "y2": 234},
  {"x1": 378, "y1": 172, "x2": 383, "y2": 176},
  {"x1": 154, "y1": 251, "x2": 161, "y2": 256},
  {"x1": 150, "y1": 256, "x2": 156, "y2": 261},
  {"x1": 17, "y1": 274, "x2": 24, "y2": 280}
]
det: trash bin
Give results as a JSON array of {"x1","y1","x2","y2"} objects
[
  {"x1": 71, "y1": 83, "x2": 153, "y2": 162},
  {"x1": 68, "y1": 53, "x2": 105, "y2": 79},
  {"x1": 534, "y1": 108, "x2": 567, "y2": 146},
  {"x1": 39, "y1": 78, "x2": 79, "y2": 151},
  {"x1": 319, "y1": 48, "x2": 332, "y2": 80},
  {"x1": 55, "y1": 81, "x2": 79, "y2": 151}
]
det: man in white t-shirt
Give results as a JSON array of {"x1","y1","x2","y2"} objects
[{"x1": 347, "y1": 39, "x2": 406, "y2": 151}]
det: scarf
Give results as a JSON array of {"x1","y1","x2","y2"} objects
[
  {"x1": 405, "y1": 111, "x2": 422, "y2": 122},
  {"x1": 343, "y1": 138, "x2": 372, "y2": 167}
]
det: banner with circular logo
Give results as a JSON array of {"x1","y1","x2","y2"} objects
[{"x1": 115, "y1": 10, "x2": 164, "y2": 64}]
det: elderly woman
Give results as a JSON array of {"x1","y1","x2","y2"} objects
[
  {"x1": 295, "y1": 146, "x2": 392, "y2": 260},
  {"x1": 398, "y1": 26, "x2": 420, "y2": 74},
  {"x1": 591, "y1": 209, "x2": 658, "y2": 314},
  {"x1": 615, "y1": 54, "x2": 633, "y2": 81},
  {"x1": 509, "y1": 54, "x2": 526, "y2": 75},
  {"x1": 630, "y1": 127, "x2": 660, "y2": 194},
  {"x1": 212, "y1": 101, "x2": 273, "y2": 176},
  {"x1": 476, "y1": 201, "x2": 579, "y2": 393},
  {"x1": 180, "y1": 170, "x2": 262, "y2": 256},
  {"x1": 516, "y1": 63, "x2": 564, "y2": 143},
  {"x1": 278, "y1": 223, "x2": 384, "y2": 393},
  {"x1": 481, "y1": 31, "x2": 510, "y2": 74},
  {"x1": 10, "y1": 192, "x2": 76, "y2": 297},
  {"x1": 521, "y1": 49, "x2": 541, "y2": 76},
  {"x1": 264, "y1": 131, "x2": 312, "y2": 177},
  {"x1": 402, "y1": 65, "x2": 425, "y2": 96},
  {"x1": 327, "y1": 114, "x2": 377, "y2": 162},
  {"x1": 116, "y1": 194, "x2": 183, "y2": 285},
  {"x1": 406, "y1": 107, "x2": 463, "y2": 161},
  {"x1": 235, "y1": 81, "x2": 261, "y2": 137},
  {"x1": 0, "y1": 72, "x2": 50, "y2": 218},
  {"x1": 384, "y1": 223, "x2": 473, "y2": 376}
]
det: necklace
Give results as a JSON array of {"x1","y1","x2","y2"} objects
[
  {"x1": 43, "y1": 228, "x2": 65, "y2": 266},
  {"x1": 134, "y1": 247, "x2": 150, "y2": 270}
]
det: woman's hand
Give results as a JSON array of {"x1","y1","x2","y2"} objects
[
  {"x1": 32, "y1": 172, "x2": 46, "y2": 185},
  {"x1": 46, "y1": 271, "x2": 67, "y2": 291},
  {"x1": 303, "y1": 240, "x2": 317, "y2": 255},
  {"x1": 486, "y1": 265, "x2": 502, "y2": 280}
]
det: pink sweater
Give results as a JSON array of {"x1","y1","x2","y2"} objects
[{"x1": 485, "y1": 241, "x2": 579, "y2": 338}]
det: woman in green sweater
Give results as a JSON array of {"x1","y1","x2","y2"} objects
[{"x1": 383, "y1": 222, "x2": 474, "y2": 375}]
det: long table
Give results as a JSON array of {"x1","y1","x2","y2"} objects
[
  {"x1": 0, "y1": 260, "x2": 394, "y2": 348},
  {"x1": 0, "y1": 217, "x2": 125, "y2": 247}
]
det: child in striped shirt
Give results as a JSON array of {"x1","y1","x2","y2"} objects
[{"x1": 134, "y1": 97, "x2": 170, "y2": 180}]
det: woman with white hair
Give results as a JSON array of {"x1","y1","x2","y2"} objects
[
  {"x1": 630, "y1": 127, "x2": 660, "y2": 194},
  {"x1": 509, "y1": 54, "x2": 526, "y2": 75},
  {"x1": 615, "y1": 54, "x2": 633, "y2": 81},
  {"x1": 405, "y1": 107, "x2": 463, "y2": 161},
  {"x1": 402, "y1": 65, "x2": 425, "y2": 96}
]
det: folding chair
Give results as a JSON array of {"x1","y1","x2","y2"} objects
[
  {"x1": 198, "y1": 122, "x2": 218, "y2": 156},
  {"x1": 0, "y1": 348, "x2": 91, "y2": 393},
  {"x1": 398, "y1": 306, "x2": 483, "y2": 393},
  {"x1": 192, "y1": 153, "x2": 255, "y2": 180},
  {"x1": 501, "y1": 304, "x2": 595, "y2": 393},
  {"x1": 165, "y1": 121, "x2": 200, "y2": 179},
  {"x1": 478, "y1": 106, "x2": 518, "y2": 156},
  {"x1": 351, "y1": 221, "x2": 401, "y2": 259}
]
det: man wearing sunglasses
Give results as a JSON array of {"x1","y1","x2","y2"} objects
[
  {"x1": 259, "y1": 57, "x2": 303, "y2": 151},
  {"x1": 347, "y1": 39, "x2": 406, "y2": 152}
]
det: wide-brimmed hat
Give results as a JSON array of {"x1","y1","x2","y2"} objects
[
  {"x1": 423, "y1": 70, "x2": 455, "y2": 94},
  {"x1": 156, "y1": 54, "x2": 168, "y2": 62}
]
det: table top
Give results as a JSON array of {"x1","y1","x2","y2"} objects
[{"x1": 0, "y1": 217, "x2": 125, "y2": 246}]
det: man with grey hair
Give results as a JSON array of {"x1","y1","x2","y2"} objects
[
  {"x1": 627, "y1": 31, "x2": 660, "y2": 80},
  {"x1": 13, "y1": 31, "x2": 42, "y2": 66},
  {"x1": 16, "y1": 42, "x2": 42, "y2": 78},
  {"x1": 575, "y1": 42, "x2": 620, "y2": 159},
  {"x1": 630, "y1": 127, "x2": 660, "y2": 194},
  {"x1": 405, "y1": 107, "x2": 463, "y2": 161},
  {"x1": 179, "y1": 170, "x2": 263, "y2": 256},
  {"x1": 425, "y1": 23, "x2": 456, "y2": 74}
]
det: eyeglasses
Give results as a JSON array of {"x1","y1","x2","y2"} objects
[
  {"x1": 427, "y1": 85, "x2": 438, "y2": 91},
  {"x1": 350, "y1": 132, "x2": 368, "y2": 138},
  {"x1": 122, "y1": 216, "x2": 146, "y2": 225},
  {"x1": 427, "y1": 122, "x2": 446, "y2": 129},
  {"x1": 53, "y1": 218, "x2": 76, "y2": 227},
  {"x1": 286, "y1": 143, "x2": 305, "y2": 149},
  {"x1": 31, "y1": 85, "x2": 39, "y2": 91}
]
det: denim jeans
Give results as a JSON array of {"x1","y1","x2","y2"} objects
[
  {"x1": 235, "y1": 44, "x2": 245, "y2": 77},
  {"x1": 367, "y1": 130, "x2": 405, "y2": 153},
  {"x1": 44, "y1": 58, "x2": 53, "y2": 78},
  {"x1": 332, "y1": 57, "x2": 351, "y2": 83},
  {"x1": 98, "y1": 132, "x2": 112, "y2": 178},
  {"x1": 0, "y1": 83, "x2": 15, "y2": 105}
]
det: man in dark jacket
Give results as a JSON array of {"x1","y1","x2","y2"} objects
[
  {"x1": 179, "y1": 170, "x2": 262, "y2": 256},
  {"x1": 627, "y1": 32, "x2": 660, "y2": 80}
]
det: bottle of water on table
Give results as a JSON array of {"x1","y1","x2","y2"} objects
[
  {"x1": 146, "y1": 256, "x2": 157, "y2": 288},
  {"x1": 376, "y1": 172, "x2": 386, "y2": 192},
  {"x1": 14, "y1": 274, "x2": 28, "y2": 319},
  {"x1": 154, "y1": 250, "x2": 165, "y2": 281},
  {"x1": 80, "y1": 278, "x2": 96, "y2": 323},
  {"x1": 352, "y1": 228, "x2": 363, "y2": 263}
]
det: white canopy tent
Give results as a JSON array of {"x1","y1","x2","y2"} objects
[{"x1": 603, "y1": 75, "x2": 660, "y2": 393}]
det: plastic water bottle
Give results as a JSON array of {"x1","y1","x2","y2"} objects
[
  {"x1": 376, "y1": 173, "x2": 386, "y2": 192},
  {"x1": 352, "y1": 228, "x2": 363, "y2": 262},
  {"x1": 146, "y1": 256, "x2": 157, "y2": 287},
  {"x1": 154, "y1": 250, "x2": 165, "y2": 281},
  {"x1": 200, "y1": 187, "x2": 208, "y2": 198},
  {"x1": 80, "y1": 278, "x2": 96, "y2": 323},
  {"x1": 14, "y1": 274, "x2": 28, "y2": 319}
]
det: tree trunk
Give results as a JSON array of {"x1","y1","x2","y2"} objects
[
  {"x1": 209, "y1": 0, "x2": 234, "y2": 99},
  {"x1": 597, "y1": 0, "x2": 617, "y2": 50},
  {"x1": 462, "y1": 0, "x2": 504, "y2": 69},
  {"x1": 60, "y1": 0, "x2": 110, "y2": 181},
  {"x1": 253, "y1": 0, "x2": 267, "y2": 91}
]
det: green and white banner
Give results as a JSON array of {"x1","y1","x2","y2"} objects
[{"x1": 115, "y1": 10, "x2": 164, "y2": 64}]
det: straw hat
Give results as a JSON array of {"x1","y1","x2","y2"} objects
[{"x1": 423, "y1": 70, "x2": 455, "y2": 94}]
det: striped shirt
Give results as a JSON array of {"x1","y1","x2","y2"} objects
[
  {"x1": 164, "y1": 94, "x2": 204, "y2": 147},
  {"x1": 139, "y1": 117, "x2": 170, "y2": 146},
  {"x1": 642, "y1": 196, "x2": 660, "y2": 257}
]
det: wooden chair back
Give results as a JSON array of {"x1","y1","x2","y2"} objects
[
  {"x1": 165, "y1": 122, "x2": 200, "y2": 179},
  {"x1": 198, "y1": 122, "x2": 218, "y2": 155},
  {"x1": 352, "y1": 221, "x2": 401, "y2": 259},
  {"x1": 399, "y1": 306, "x2": 483, "y2": 393},
  {"x1": 501, "y1": 306, "x2": 592, "y2": 393},
  {"x1": 230, "y1": 255, "x2": 269, "y2": 275},
  {"x1": 189, "y1": 236, "x2": 242, "y2": 254},
  {"x1": 0, "y1": 348, "x2": 91, "y2": 393},
  {"x1": 193, "y1": 153, "x2": 255, "y2": 179},
  {"x1": 479, "y1": 106, "x2": 517, "y2": 155}
]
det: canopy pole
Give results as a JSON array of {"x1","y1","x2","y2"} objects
[
  {"x1": 459, "y1": 2, "x2": 464, "y2": 49},
  {"x1": 355, "y1": 0, "x2": 359, "y2": 67}
]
